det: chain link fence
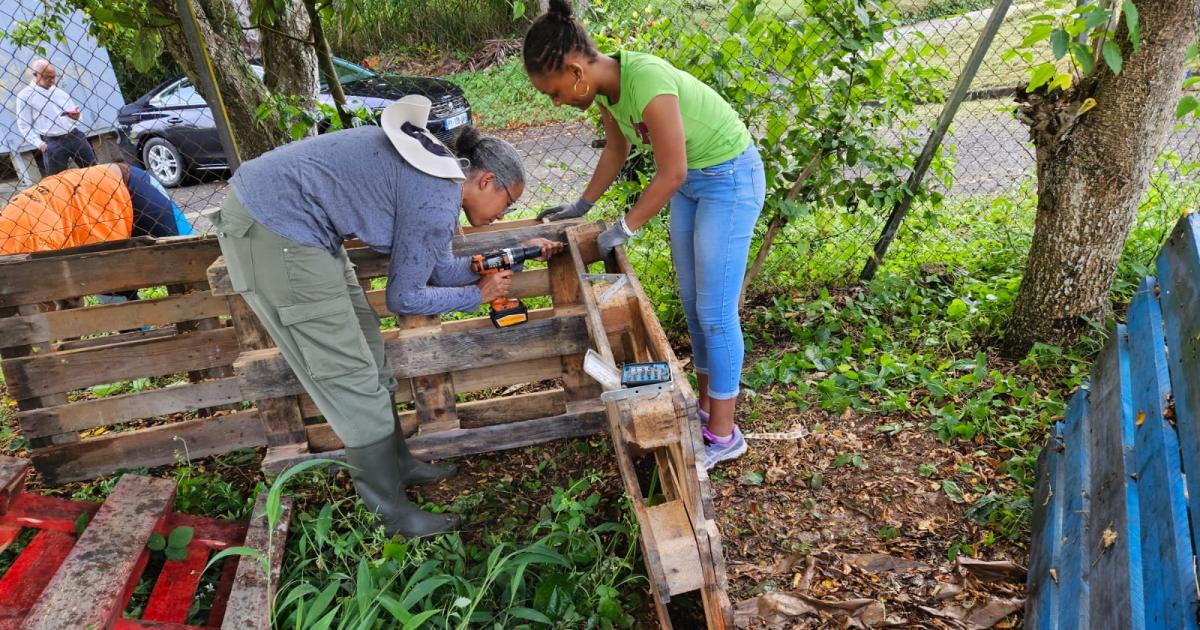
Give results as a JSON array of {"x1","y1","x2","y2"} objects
[{"x1": 1, "y1": 0, "x2": 1197, "y2": 310}]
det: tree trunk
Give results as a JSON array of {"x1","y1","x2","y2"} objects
[
  {"x1": 1000, "y1": 0, "x2": 1199, "y2": 357},
  {"x1": 151, "y1": 0, "x2": 290, "y2": 162},
  {"x1": 261, "y1": 0, "x2": 319, "y2": 135},
  {"x1": 302, "y1": 0, "x2": 352, "y2": 130}
]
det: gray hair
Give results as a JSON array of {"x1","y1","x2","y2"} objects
[{"x1": 449, "y1": 126, "x2": 525, "y2": 188}]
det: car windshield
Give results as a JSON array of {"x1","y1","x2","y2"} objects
[{"x1": 319, "y1": 58, "x2": 376, "y2": 90}]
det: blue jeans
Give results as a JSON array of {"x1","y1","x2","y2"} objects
[
  {"x1": 41, "y1": 129, "x2": 96, "y2": 176},
  {"x1": 670, "y1": 144, "x2": 766, "y2": 400}
]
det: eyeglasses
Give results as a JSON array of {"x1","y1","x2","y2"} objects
[{"x1": 501, "y1": 181, "x2": 517, "y2": 215}]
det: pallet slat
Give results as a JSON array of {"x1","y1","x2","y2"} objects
[
  {"x1": 0, "y1": 292, "x2": 228, "y2": 350},
  {"x1": 1157, "y1": 213, "x2": 1200, "y2": 555},
  {"x1": 0, "y1": 238, "x2": 220, "y2": 307},
  {"x1": 1059, "y1": 388, "x2": 1091, "y2": 629},
  {"x1": 20, "y1": 475, "x2": 176, "y2": 630},
  {"x1": 4, "y1": 327, "x2": 240, "y2": 400},
  {"x1": 32, "y1": 411, "x2": 265, "y2": 485},
  {"x1": 143, "y1": 545, "x2": 210, "y2": 624},
  {"x1": 0, "y1": 530, "x2": 76, "y2": 627},
  {"x1": 1083, "y1": 325, "x2": 1143, "y2": 629},
  {"x1": 1024, "y1": 421, "x2": 1064, "y2": 630},
  {"x1": 220, "y1": 493, "x2": 290, "y2": 630},
  {"x1": 236, "y1": 313, "x2": 588, "y2": 400},
  {"x1": 1126, "y1": 277, "x2": 1199, "y2": 629},
  {"x1": 18, "y1": 378, "x2": 244, "y2": 440}
]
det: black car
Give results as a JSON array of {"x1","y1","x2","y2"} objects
[{"x1": 117, "y1": 57, "x2": 471, "y2": 187}]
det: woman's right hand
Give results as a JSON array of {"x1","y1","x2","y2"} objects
[{"x1": 478, "y1": 270, "x2": 514, "y2": 303}]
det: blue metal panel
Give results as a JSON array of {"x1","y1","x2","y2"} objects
[
  {"x1": 1084, "y1": 324, "x2": 1143, "y2": 630},
  {"x1": 1026, "y1": 421, "x2": 1065, "y2": 630},
  {"x1": 1157, "y1": 214, "x2": 1200, "y2": 558},
  {"x1": 0, "y1": 0, "x2": 124, "y2": 153},
  {"x1": 1059, "y1": 388, "x2": 1092, "y2": 630},
  {"x1": 1127, "y1": 276, "x2": 1199, "y2": 630}
]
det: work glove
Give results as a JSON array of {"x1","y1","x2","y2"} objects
[
  {"x1": 597, "y1": 217, "x2": 634, "y2": 259},
  {"x1": 536, "y1": 196, "x2": 594, "y2": 222}
]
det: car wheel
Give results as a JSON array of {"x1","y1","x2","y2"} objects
[{"x1": 142, "y1": 137, "x2": 186, "y2": 187}]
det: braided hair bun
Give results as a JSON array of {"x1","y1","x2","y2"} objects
[{"x1": 523, "y1": 0, "x2": 598, "y2": 75}]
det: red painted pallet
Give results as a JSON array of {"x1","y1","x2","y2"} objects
[{"x1": 0, "y1": 456, "x2": 290, "y2": 630}]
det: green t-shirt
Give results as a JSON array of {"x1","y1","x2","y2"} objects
[{"x1": 595, "y1": 51, "x2": 752, "y2": 170}]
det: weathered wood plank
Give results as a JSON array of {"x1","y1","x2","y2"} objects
[
  {"x1": 362, "y1": 269, "x2": 551, "y2": 315},
  {"x1": 402, "y1": 315, "x2": 460, "y2": 434},
  {"x1": 143, "y1": 545, "x2": 209, "y2": 624},
  {"x1": 1024, "y1": 421, "x2": 1064, "y2": 630},
  {"x1": 0, "y1": 495, "x2": 98, "y2": 533},
  {"x1": 1157, "y1": 212, "x2": 1200, "y2": 557},
  {"x1": 224, "y1": 295, "x2": 308, "y2": 450},
  {"x1": 220, "y1": 492, "x2": 290, "y2": 630},
  {"x1": 1084, "y1": 325, "x2": 1143, "y2": 630},
  {"x1": 0, "y1": 306, "x2": 75, "y2": 450},
  {"x1": 20, "y1": 475, "x2": 175, "y2": 630},
  {"x1": 0, "y1": 458, "x2": 29, "y2": 514},
  {"x1": 1058, "y1": 388, "x2": 1091, "y2": 630},
  {"x1": 5, "y1": 327, "x2": 240, "y2": 400},
  {"x1": 236, "y1": 313, "x2": 588, "y2": 400},
  {"x1": 0, "y1": 238, "x2": 221, "y2": 307},
  {"x1": 18, "y1": 378, "x2": 244, "y2": 440},
  {"x1": 264, "y1": 404, "x2": 607, "y2": 475},
  {"x1": 305, "y1": 390, "x2": 575, "y2": 451},
  {"x1": 31, "y1": 411, "x2": 266, "y2": 485},
  {"x1": 1126, "y1": 277, "x2": 1198, "y2": 629},
  {"x1": 646, "y1": 501, "x2": 705, "y2": 596},
  {"x1": 0, "y1": 530, "x2": 77, "y2": 626},
  {"x1": 51, "y1": 326, "x2": 178, "y2": 353},
  {"x1": 0, "y1": 292, "x2": 228, "y2": 349}
]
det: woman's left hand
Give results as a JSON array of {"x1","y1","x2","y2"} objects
[{"x1": 523, "y1": 238, "x2": 565, "y2": 261}]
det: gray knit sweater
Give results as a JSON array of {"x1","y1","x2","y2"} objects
[{"x1": 230, "y1": 126, "x2": 480, "y2": 315}]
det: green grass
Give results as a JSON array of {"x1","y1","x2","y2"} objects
[{"x1": 449, "y1": 58, "x2": 584, "y2": 130}]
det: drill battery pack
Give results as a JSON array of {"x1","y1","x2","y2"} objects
[
  {"x1": 620, "y1": 362, "x2": 672, "y2": 388},
  {"x1": 489, "y1": 300, "x2": 530, "y2": 328}
]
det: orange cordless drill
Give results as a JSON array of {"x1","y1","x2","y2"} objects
[{"x1": 470, "y1": 245, "x2": 544, "y2": 328}]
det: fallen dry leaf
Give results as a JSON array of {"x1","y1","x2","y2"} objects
[
  {"x1": 956, "y1": 557, "x2": 1027, "y2": 582},
  {"x1": 1103, "y1": 527, "x2": 1118, "y2": 550},
  {"x1": 844, "y1": 552, "x2": 929, "y2": 574}
]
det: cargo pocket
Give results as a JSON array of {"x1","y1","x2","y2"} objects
[
  {"x1": 214, "y1": 206, "x2": 259, "y2": 293},
  {"x1": 278, "y1": 300, "x2": 373, "y2": 380}
]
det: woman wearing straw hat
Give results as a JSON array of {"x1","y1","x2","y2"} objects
[{"x1": 214, "y1": 95, "x2": 562, "y2": 537}]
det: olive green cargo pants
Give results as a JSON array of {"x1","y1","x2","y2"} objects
[{"x1": 214, "y1": 192, "x2": 398, "y2": 448}]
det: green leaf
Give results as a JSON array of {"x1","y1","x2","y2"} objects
[
  {"x1": 403, "y1": 610, "x2": 440, "y2": 630},
  {"x1": 942, "y1": 480, "x2": 966, "y2": 503},
  {"x1": 167, "y1": 526, "x2": 193, "y2": 549},
  {"x1": 165, "y1": 545, "x2": 188, "y2": 562},
  {"x1": 1070, "y1": 42, "x2": 1096, "y2": 74},
  {"x1": 315, "y1": 504, "x2": 333, "y2": 544},
  {"x1": 266, "y1": 459, "x2": 346, "y2": 526},
  {"x1": 1028, "y1": 63, "x2": 1057, "y2": 91},
  {"x1": 946, "y1": 298, "x2": 969, "y2": 319},
  {"x1": 148, "y1": 532, "x2": 166, "y2": 552},
  {"x1": 1122, "y1": 0, "x2": 1140, "y2": 53},
  {"x1": 834, "y1": 453, "x2": 852, "y2": 468},
  {"x1": 355, "y1": 557, "x2": 373, "y2": 617},
  {"x1": 509, "y1": 606, "x2": 553, "y2": 624},
  {"x1": 1177, "y1": 96, "x2": 1200, "y2": 119},
  {"x1": 918, "y1": 463, "x2": 937, "y2": 477},
  {"x1": 1050, "y1": 73, "x2": 1074, "y2": 92},
  {"x1": 400, "y1": 576, "x2": 453, "y2": 609},
  {"x1": 1102, "y1": 40, "x2": 1123, "y2": 75},
  {"x1": 740, "y1": 470, "x2": 765, "y2": 485},
  {"x1": 74, "y1": 512, "x2": 90, "y2": 536},
  {"x1": 1083, "y1": 7, "x2": 1111, "y2": 30},
  {"x1": 203, "y1": 546, "x2": 261, "y2": 574},
  {"x1": 1050, "y1": 29, "x2": 1069, "y2": 60},
  {"x1": 1021, "y1": 23, "x2": 1053, "y2": 48}
]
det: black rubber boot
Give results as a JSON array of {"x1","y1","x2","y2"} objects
[
  {"x1": 392, "y1": 405, "x2": 457, "y2": 486},
  {"x1": 345, "y1": 434, "x2": 459, "y2": 537}
]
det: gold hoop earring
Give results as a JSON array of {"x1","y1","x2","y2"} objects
[{"x1": 573, "y1": 77, "x2": 590, "y2": 97}]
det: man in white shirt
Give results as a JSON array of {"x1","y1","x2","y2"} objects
[{"x1": 16, "y1": 59, "x2": 97, "y2": 176}]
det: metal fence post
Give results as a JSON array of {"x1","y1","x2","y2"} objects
[
  {"x1": 174, "y1": 0, "x2": 242, "y2": 172},
  {"x1": 859, "y1": 0, "x2": 1014, "y2": 281}
]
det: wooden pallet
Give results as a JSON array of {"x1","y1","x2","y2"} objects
[
  {"x1": 1026, "y1": 213, "x2": 1200, "y2": 629},
  {"x1": 0, "y1": 456, "x2": 290, "y2": 629}
]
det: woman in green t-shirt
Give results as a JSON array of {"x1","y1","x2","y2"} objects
[{"x1": 523, "y1": 0, "x2": 766, "y2": 470}]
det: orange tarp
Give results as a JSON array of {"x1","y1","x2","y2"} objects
[{"x1": 0, "y1": 165, "x2": 133, "y2": 255}]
